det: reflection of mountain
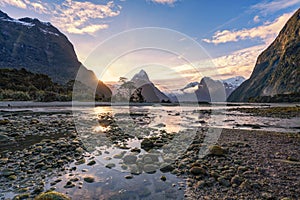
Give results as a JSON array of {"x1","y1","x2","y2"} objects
[
  {"x1": 0, "y1": 10, "x2": 111, "y2": 99},
  {"x1": 131, "y1": 70, "x2": 170, "y2": 103},
  {"x1": 228, "y1": 9, "x2": 300, "y2": 102},
  {"x1": 169, "y1": 76, "x2": 245, "y2": 102}
]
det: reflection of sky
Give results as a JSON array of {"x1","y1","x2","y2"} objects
[{"x1": 91, "y1": 105, "x2": 300, "y2": 134}]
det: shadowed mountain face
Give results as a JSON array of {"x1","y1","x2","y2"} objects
[
  {"x1": 228, "y1": 9, "x2": 300, "y2": 102},
  {"x1": 0, "y1": 10, "x2": 111, "y2": 99},
  {"x1": 195, "y1": 77, "x2": 227, "y2": 102},
  {"x1": 131, "y1": 70, "x2": 170, "y2": 103}
]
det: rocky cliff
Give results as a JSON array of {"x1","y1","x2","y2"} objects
[{"x1": 228, "y1": 9, "x2": 300, "y2": 102}]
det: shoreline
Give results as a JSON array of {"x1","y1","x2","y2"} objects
[{"x1": 0, "y1": 108, "x2": 299, "y2": 199}]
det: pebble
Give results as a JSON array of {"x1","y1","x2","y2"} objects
[{"x1": 83, "y1": 176, "x2": 95, "y2": 183}]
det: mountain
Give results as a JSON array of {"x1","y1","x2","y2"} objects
[
  {"x1": 228, "y1": 9, "x2": 300, "y2": 102},
  {"x1": 221, "y1": 76, "x2": 246, "y2": 96},
  {"x1": 180, "y1": 82, "x2": 199, "y2": 92},
  {"x1": 0, "y1": 10, "x2": 111, "y2": 99},
  {"x1": 222, "y1": 76, "x2": 246, "y2": 90},
  {"x1": 130, "y1": 70, "x2": 170, "y2": 103},
  {"x1": 170, "y1": 76, "x2": 245, "y2": 102},
  {"x1": 195, "y1": 77, "x2": 227, "y2": 102}
]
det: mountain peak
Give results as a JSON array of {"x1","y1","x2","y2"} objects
[{"x1": 131, "y1": 69, "x2": 150, "y2": 83}]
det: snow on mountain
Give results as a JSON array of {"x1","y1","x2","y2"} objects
[
  {"x1": 166, "y1": 76, "x2": 246, "y2": 102},
  {"x1": 0, "y1": 18, "x2": 35, "y2": 27},
  {"x1": 222, "y1": 76, "x2": 246, "y2": 89},
  {"x1": 180, "y1": 81, "x2": 199, "y2": 92},
  {"x1": 131, "y1": 69, "x2": 150, "y2": 85}
]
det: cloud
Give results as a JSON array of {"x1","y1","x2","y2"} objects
[
  {"x1": 52, "y1": 0, "x2": 121, "y2": 34},
  {"x1": 171, "y1": 44, "x2": 266, "y2": 80},
  {"x1": 149, "y1": 0, "x2": 177, "y2": 5},
  {"x1": 0, "y1": 0, "x2": 27, "y2": 9},
  {"x1": 251, "y1": 0, "x2": 300, "y2": 14},
  {"x1": 211, "y1": 45, "x2": 266, "y2": 79},
  {"x1": 0, "y1": 0, "x2": 121, "y2": 34},
  {"x1": 253, "y1": 15, "x2": 260, "y2": 23},
  {"x1": 202, "y1": 12, "x2": 293, "y2": 45}
]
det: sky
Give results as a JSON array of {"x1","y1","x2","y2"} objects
[{"x1": 1, "y1": 0, "x2": 299, "y2": 90}]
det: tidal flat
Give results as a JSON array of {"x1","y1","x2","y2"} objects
[{"x1": 0, "y1": 103, "x2": 299, "y2": 199}]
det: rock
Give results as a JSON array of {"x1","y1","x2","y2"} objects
[
  {"x1": 160, "y1": 175, "x2": 167, "y2": 181},
  {"x1": 12, "y1": 193, "x2": 30, "y2": 200},
  {"x1": 30, "y1": 119, "x2": 39, "y2": 124},
  {"x1": 287, "y1": 156, "x2": 299, "y2": 162},
  {"x1": 129, "y1": 165, "x2": 141, "y2": 175},
  {"x1": 143, "y1": 157, "x2": 153, "y2": 164},
  {"x1": 160, "y1": 163, "x2": 175, "y2": 173},
  {"x1": 87, "y1": 160, "x2": 96, "y2": 166},
  {"x1": 208, "y1": 145, "x2": 226, "y2": 156},
  {"x1": 261, "y1": 192, "x2": 274, "y2": 199},
  {"x1": 123, "y1": 155, "x2": 137, "y2": 164},
  {"x1": 239, "y1": 180, "x2": 251, "y2": 190},
  {"x1": 124, "y1": 175, "x2": 133, "y2": 179},
  {"x1": 237, "y1": 166, "x2": 248, "y2": 173},
  {"x1": 143, "y1": 164, "x2": 157, "y2": 174},
  {"x1": 64, "y1": 181, "x2": 75, "y2": 188},
  {"x1": 231, "y1": 175, "x2": 243, "y2": 185},
  {"x1": 141, "y1": 138, "x2": 154, "y2": 151},
  {"x1": 1, "y1": 169, "x2": 15, "y2": 176},
  {"x1": 75, "y1": 158, "x2": 85, "y2": 165},
  {"x1": 189, "y1": 166, "x2": 206, "y2": 175},
  {"x1": 142, "y1": 154, "x2": 159, "y2": 163},
  {"x1": 0, "y1": 134, "x2": 10, "y2": 142},
  {"x1": 35, "y1": 191, "x2": 70, "y2": 200},
  {"x1": 130, "y1": 147, "x2": 141, "y2": 153},
  {"x1": 113, "y1": 153, "x2": 124, "y2": 159},
  {"x1": 217, "y1": 176, "x2": 231, "y2": 187},
  {"x1": 75, "y1": 147, "x2": 84, "y2": 154},
  {"x1": 0, "y1": 119, "x2": 10, "y2": 125},
  {"x1": 35, "y1": 163, "x2": 45, "y2": 169},
  {"x1": 0, "y1": 157, "x2": 8, "y2": 164},
  {"x1": 105, "y1": 163, "x2": 116, "y2": 169},
  {"x1": 8, "y1": 175, "x2": 17, "y2": 180},
  {"x1": 196, "y1": 180, "x2": 206, "y2": 189},
  {"x1": 84, "y1": 176, "x2": 95, "y2": 183}
]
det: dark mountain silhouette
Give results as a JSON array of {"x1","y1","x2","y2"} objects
[{"x1": 0, "y1": 10, "x2": 111, "y2": 99}]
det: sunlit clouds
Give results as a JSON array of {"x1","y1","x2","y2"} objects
[
  {"x1": 202, "y1": 12, "x2": 293, "y2": 45},
  {"x1": 0, "y1": 0, "x2": 121, "y2": 34},
  {"x1": 0, "y1": 0, "x2": 27, "y2": 9},
  {"x1": 211, "y1": 45, "x2": 266, "y2": 79},
  {"x1": 52, "y1": 0, "x2": 121, "y2": 34}
]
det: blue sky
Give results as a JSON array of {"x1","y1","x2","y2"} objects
[{"x1": 1, "y1": 0, "x2": 299, "y2": 89}]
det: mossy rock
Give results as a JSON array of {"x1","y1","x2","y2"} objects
[
  {"x1": 35, "y1": 191, "x2": 71, "y2": 200},
  {"x1": 208, "y1": 145, "x2": 226, "y2": 156}
]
